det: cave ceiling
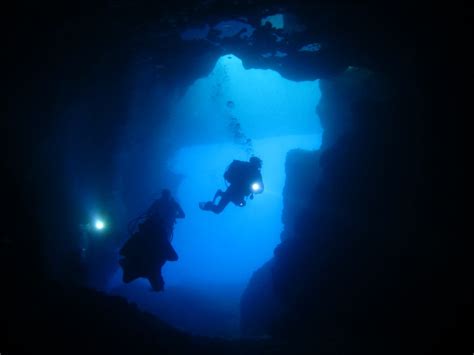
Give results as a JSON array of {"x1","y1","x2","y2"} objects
[{"x1": 91, "y1": 0, "x2": 418, "y2": 88}]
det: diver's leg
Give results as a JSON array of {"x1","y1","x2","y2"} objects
[
  {"x1": 119, "y1": 258, "x2": 133, "y2": 283},
  {"x1": 209, "y1": 192, "x2": 231, "y2": 214},
  {"x1": 200, "y1": 189, "x2": 224, "y2": 210},
  {"x1": 148, "y1": 276, "x2": 163, "y2": 291},
  {"x1": 158, "y1": 260, "x2": 166, "y2": 289},
  {"x1": 148, "y1": 266, "x2": 165, "y2": 292},
  {"x1": 212, "y1": 189, "x2": 223, "y2": 203}
]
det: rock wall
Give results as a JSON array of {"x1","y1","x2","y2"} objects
[
  {"x1": 240, "y1": 66, "x2": 388, "y2": 338},
  {"x1": 240, "y1": 259, "x2": 280, "y2": 337},
  {"x1": 267, "y1": 81, "x2": 469, "y2": 353}
]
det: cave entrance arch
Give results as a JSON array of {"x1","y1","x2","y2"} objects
[{"x1": 115, "y1": 54, "x2": 323, "y2": 337}]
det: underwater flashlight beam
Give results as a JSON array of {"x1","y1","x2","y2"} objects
[
  {"x1": 94, "y1": 220, "x2": 105, "y2": 230},
  {"x1": 251, "y1": 182, "x2": 262, "y2": 192}
]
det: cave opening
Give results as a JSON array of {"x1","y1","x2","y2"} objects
[
  {"x1": 3, "y1": 2, "x2": 469, "y2": 353},
  {"x1": 109, "y1": 54, "x2": 323, "y2": 337}
]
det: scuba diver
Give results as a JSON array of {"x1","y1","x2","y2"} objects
[
  {"x1": 199, "y1": 156, "x2": 264, "y2": 214},
  {"x1": 146, "y1": 189, "x2": 185, "y2": 239},
  {"x1": 119, "y1": 189, "x2": 185, "y2": 292}
]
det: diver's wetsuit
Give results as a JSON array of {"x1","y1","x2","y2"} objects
[
  {"x1": 120, "y1": 218, "x2": 178, "y2": 291},
  {"x1": 147, "y1": 196, "x2": 185, "y2": 239},
  {"x1": 120, "y1": 192, "x2": 184, "y2": 292},
  {"x1": 204, "y1": 184, "x2": 247, "y2": 213},
  {"x1": 201, "y1": 159, "x2": 263, "y2": 214}
]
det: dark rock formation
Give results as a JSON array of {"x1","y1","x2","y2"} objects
[
  {"x1": 317, "y1": 66, "x2": 389, "y2": 149},
  {"x1": 240, "y1": 259, "x2": 281, "y2": 337},
  {"x1": 240, "y1": 148, "x2": 322, "y2": 337},
  {"x1": 270, "y1": 93, "x2": 471, "y2": 354},
  {"x1": 3, "y1": 273, "x2": 291, "y2": 355},
  {"x1": 240, "y1": 67, "x2": 387, "y2": 338},
  {"x1": 281, "y1": 149, "x2": 322, "y2": 242},
  {"x1": 241, "y1": 63, "x2": 470, "y2": 352}
]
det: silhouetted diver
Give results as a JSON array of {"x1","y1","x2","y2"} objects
[
  {"x1": 119, "y1": 189, "x2": 185, "y2": 292},
  {"x1": 199, "y1": 156, "x2": 264, "y2": 214}
]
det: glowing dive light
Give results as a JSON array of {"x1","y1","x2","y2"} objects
[
  {"x1": 94, "y1": 220, "x2": 105, "y2": 230},
  {"x1": 251, "y1": 182, "x2": 262, "y2": 192}
]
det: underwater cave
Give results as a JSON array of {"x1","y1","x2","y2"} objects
[
  {"x1": 107, "y1": 54, "x2": 322, "y2": 336},
  {"x1": 3, "y1": 2, "x2": 470, "y2": 355}
]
